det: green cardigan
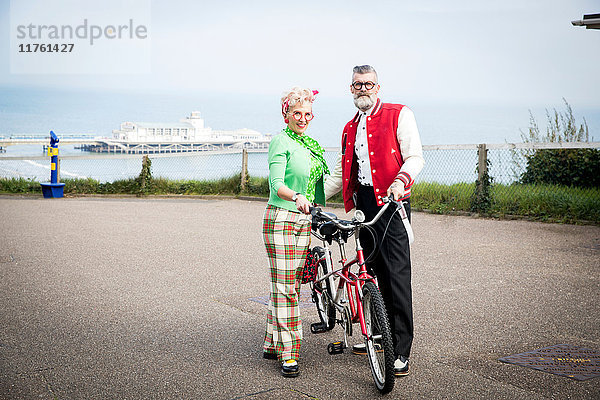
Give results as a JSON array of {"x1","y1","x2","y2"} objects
[{"x1": 268, "y1": 133, "x2": 326, "y2": 212}]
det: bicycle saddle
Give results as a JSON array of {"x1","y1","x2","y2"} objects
[{"x1": 319, "y1": 221, "x2": 338, "y2": 237}]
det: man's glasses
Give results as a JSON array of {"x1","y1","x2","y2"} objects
[
  {"x1": 292, "y1": 111, "x2": 314, "y2": 121},
  {"x1": 352, "y1": 81, "x2": 377, "y2": 90}
]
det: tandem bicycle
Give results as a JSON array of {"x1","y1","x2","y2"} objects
[{"x1": 306, "y1": 197, "x2": 412, "y2": 394}]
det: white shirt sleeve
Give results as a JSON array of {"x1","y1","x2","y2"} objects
[
  {"x1": 324, "y1": 150, "x2": 343, "y2": 199},
  {"x1": 396, "y1": 107, "x2": 425, "y2": 185}
]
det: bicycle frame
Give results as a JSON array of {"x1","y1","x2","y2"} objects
[
  {"x1": 311, "y1": 199, "x2": 399, "y2": 339},
  {"x1": 309, "y1": 198, "x2": 405, "y2": 393},
  {"x1": 317, "y1": 234, "x2": 369, "y2": 336}
]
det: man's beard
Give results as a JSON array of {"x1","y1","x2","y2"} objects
[{"x1": 353, "y1": 92, "x2": 376, "y2": 111}]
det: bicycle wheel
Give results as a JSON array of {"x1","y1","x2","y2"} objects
[
  {"x1": 362, "y1": 281, "x2": 395, "y2": 394},
  {"x1": 312, "y1": 247, "x2": 336, "y2": 330}
]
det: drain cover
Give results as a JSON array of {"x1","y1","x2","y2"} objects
[
  {"x1": 249, "y1": 290, "x2": 314, "y2": 308},
  {"x1": 499, "y1": 344, "x2": 600, "y2": 381}
]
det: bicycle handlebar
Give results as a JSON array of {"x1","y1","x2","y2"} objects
[{"x1": 309, "y1": 196, "x2": 401, "y2": 231}]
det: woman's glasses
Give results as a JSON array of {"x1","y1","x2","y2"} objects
[
  {"x1": 292, "y1": 111, "x2": 314, "y2": 121},
  {"x1": 352, "y1": 81, "x2": 377, "y2": 90}
]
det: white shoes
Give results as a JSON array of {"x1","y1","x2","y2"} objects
[{"x1": 394, "y1": 356, "x2": 409, "y2": 376}]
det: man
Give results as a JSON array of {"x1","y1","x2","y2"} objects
[{"x1": 324, "y1": 65, "x2": 424, "y2": 376}]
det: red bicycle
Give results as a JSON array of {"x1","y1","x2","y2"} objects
[{"x1": 308, "y1": 197, "x2": 408, "y2": 394}]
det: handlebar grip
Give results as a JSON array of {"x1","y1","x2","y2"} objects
[{"x1": 382, "y1": 195, "x2": 402, "y2": 204}]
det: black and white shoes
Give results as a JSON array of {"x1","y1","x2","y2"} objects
[
  {"x1": 394, "y1": 356, "x2": 409, "y2": 376},
  {"x1": 353, "y1": 343, "x2": 410, "y2": 376},
  {"x1": 264, "y1": 353, "x2": 300, "y2": 378},
  {"x1": 281, "y1": 359, "x2": 300, "y2": 378}
]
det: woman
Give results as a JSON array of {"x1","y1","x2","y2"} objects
[{"x1": 262, "y1": 87, "x2": 329, "y2": 377}]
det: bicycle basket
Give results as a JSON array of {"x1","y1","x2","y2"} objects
[{"x1": 301, "y1": 248, "x2": 319, "y2": 284}]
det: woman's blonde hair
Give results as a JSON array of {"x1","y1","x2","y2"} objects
[{"x1": 281, "y1": 86, "x2": 316, "y2": 117}]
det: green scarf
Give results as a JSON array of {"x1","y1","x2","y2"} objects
[{"x1": 285, "y1": 127, "x2": 330, "y2": 202}]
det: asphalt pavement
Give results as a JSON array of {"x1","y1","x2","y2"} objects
[{"x1": 0, "y1": 196, "x2": 598, "y2": 399}]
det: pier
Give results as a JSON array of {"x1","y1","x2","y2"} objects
[
  {"x1": 0, "y1": 134, "x2": 100, "y2": 147},
  {"x1": 79, "y1": 139, "x2": 270, "y2": 154},
  {"x1": 0, "y1": 134, "x2": 270, "y2": 154},
  {"x1": 1, "y1": 113, "x2": 272, "y2": 155}
]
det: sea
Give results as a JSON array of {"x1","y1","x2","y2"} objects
[{"x1": 1, "y1": 86, "x2": 599, "y2": 184}]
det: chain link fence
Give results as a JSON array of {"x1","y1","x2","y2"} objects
[
  {"x1": 1, "y1": 143, "x2": 598, "y2": 186},
  {"x1": 0, "y1": 151, "x2": 244, "y2": 183},
  {"x1": 1, "y1": 143, "x2": 598, "y2": 185},
  {"x1": 1, "y1": 142, "x2": 598, "y2": 221}
]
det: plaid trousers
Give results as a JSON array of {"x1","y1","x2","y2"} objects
[{"x1": 262, "y1": 204, "x2": 311, "y2": 361}]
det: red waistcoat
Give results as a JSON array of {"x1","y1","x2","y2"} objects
[{"x1": 341, "y1": 99, "x2": 412, "y2": 212}]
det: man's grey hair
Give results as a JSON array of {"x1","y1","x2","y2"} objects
[{"x1": 352, "y1": 65, "x2": 378, "y2": 81}]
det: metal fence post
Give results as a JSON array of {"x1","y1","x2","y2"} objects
[
  {"x1": 477, "y1": 143, "x2": 488, "y2": 182},
  {"x1": 241, "y1": 149, "x2": 248, "y2": 190}
]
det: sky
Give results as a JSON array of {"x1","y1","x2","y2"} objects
[{"x1": 0, "y1": 0, "x2": 599, "y2": 108}]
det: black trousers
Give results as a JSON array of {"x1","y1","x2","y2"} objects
[{"x1": 356, "y1": 184, "x2": 413, "y2": 358}]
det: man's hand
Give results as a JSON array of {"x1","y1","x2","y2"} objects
[{"x1": 387, "y1": 179, "x2": 405, "y2": 201}]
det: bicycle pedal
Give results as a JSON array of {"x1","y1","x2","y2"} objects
[
  {"x1": 310, "y1": 322, "x2": 328, "y2": 334},
  {"x1": 327, "y1": 341, "x2": 345, "y2": 355}
]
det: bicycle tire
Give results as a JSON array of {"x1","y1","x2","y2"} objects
[
  {"x1": 312, "y1": 248, "x2": 336, "y2": 330},
  {"x1": 362, "y1": 281, "x2": 395, "y2": 394}
]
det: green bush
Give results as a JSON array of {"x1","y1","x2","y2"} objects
[
  {"x1": 136, "y1": 155, "x2": 152, "y2": 194},
  {"x1": 0, "y1": 177, "x2": 41, "y2": 193},
  {"x1": 519, "y1": 99, "x2": 597, "y2": 188},
  {"x1": 470, "y1": 158, "x2": 493, "y2": 213},
  {"x1": 244, "y1": 176, "x2": 270, "y2": 196},
  {"x1": 521, "y1": 148, "x2": 600, "y2": 188}
]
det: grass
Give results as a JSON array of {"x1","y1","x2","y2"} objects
[
  {"x1": 0, "y1": 175, "x2": 243, "y2": 196},
  {"x1": 490, "y1": 183, "x2": 600, "y2": 223},
  {"x1": 411, "y1": 181, "x2": 600, "y2": 224},
  {"x1": 1, "y1": 176, "x2": 598, "y2": 224},
  {"x1": 410, "y1": 182, "x2": 475, "y2": 214},
  {"x1": 0, "y1": 177, "x2": 42, "y2": 193}
]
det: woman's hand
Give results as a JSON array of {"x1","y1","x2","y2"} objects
[
  {"x1": 295, "y1": 194, "x2": 311, "y2": 214},
  {"x1": 276, "y1": 187, "x2": 312, "y2": 214}
]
